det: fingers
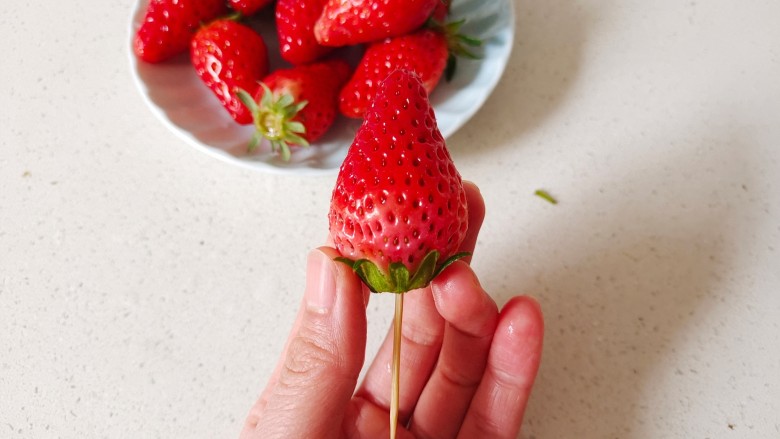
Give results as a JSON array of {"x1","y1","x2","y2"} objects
[
  {"x1": 459, "y1": 181, "x2": 486, "y2": 264},
  {"x1": 354, "y1": 286, "x2": 445, "y2": 424},
  {"x1": 241, "y1": 247, "x2": 368, "y2": 439},
  {"x1": 457, "y1": 296, "x2": 544, "y2": 439},
  {"x1": 342, "y1": 397, "x2": 417, "y2": 439},
  {"x1": 408, "y1": 261, "x2": 499, "y2": 438}
]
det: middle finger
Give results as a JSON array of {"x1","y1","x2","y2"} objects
[{"x1": 407, "y1": 262, "x2": 499, "y2": 438}]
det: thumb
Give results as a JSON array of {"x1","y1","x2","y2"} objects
[{"x1": 252, "y1": 247, "x2": 367, "y2": 439}]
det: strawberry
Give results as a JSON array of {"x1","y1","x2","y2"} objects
[
  {"x1": 338, "y1": 21, "x2": 480, "y2": 119},
  {"x1": 314, "y1": 0, "x2": 439, "y2": 47},
  {"x1": 190, "y1": 19, "x2": 269, "y2": 125},
  {"x1": 228, "y1": 0, "x2": 273, "y2": 16},
  {"x1": 134, "y1": 0, "x2": 228, "y2": 63},
  {"x1": 431, "y1": 0, "x2": 452, "y2": 22},
  {"x1": 236, "y1": 59, "x2": 352, "y2": 160},
  {"x1": 276, "y1": 0, "x2": 332, "y2": 65},
  {"x1": 338, "y1": 29, "x2": 448, "y2": 119},
  {"x1": 329, "y1": 69, "x2": 469, "y2": 293}
]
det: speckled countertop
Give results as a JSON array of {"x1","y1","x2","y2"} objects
[{"x1": 1, "y1": 0, "x2": 779, "y2": 438}]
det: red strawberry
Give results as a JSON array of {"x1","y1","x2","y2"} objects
[
  {"x1": 191, "y1": 19, "x2": 269, "y2": 125},
  {"x1": 339, "y1": 22, "x2": 481, "y2": 119},
  {"x1": 228, "y1": 0, "x2": 273, "y2": 16},
  {"x1": 314, "y1": 0, "x2": 439, "y2": 47},
  {"x1": 329, "y1": 70, "x2": 469, "y2": 293},
  {"x1": 276, "y1": 0, "x2": 332, "y2": 65},
  {"x1": 431, "y1": 0, "x2": 452, "y2": 22},
  {"x1": 339, "y1": 29, "x2": 448, "y2": 119},
  {"x1": 134, "y1": 0, "x2": 228, "y2": 63},
  {"x1": 236, "y1": 59, "x2": 352, "y2": 160}
]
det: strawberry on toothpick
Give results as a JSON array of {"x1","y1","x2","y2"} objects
[{"x1": 329, "y1": 69, "x2": 469, "y2": 438}]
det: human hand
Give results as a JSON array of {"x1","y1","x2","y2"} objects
[{"x1": 239, "y1": 183, "x2": 544, "y2": 439}]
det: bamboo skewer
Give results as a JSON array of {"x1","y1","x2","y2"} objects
[{"x1": 390, "y1": 293, "x2": 404, "y2": 439}]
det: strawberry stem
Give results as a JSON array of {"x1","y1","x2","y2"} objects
[
  {"x1": 390, "y1": 293, "x2": 404, "y2": 439},
  {"x1": 222, "y1": 11, "x2": 244, "y2": 22},
  {"x1": 534, "y1": 189, "x2": 558, "y2": 205}
]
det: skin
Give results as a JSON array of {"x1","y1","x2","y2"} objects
[{"x1": 239, "y1": 182, "x2": 545, "y2": 439}]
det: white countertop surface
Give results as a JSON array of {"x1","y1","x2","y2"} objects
[{"x1": 2, "y1": 0, "x2": 779, "y2": 437}]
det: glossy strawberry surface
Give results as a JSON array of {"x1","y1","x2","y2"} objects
[
  {"x1": 339, "y1": 29, "x2": 448, "y2": 119},
  {"x1": 329, "y1": 70, "x2": 468, "y2": 275},
  {"x1": 314, "y1": 0, "x2": 439, "y2": 47},
  {"x1": 134, "y1": 0, "x2": 228, "y2": 63},
  {"x1": 190, "y1": 19, "x2": 269, "y2": 125},
  {"x1": 276, "y1": 0, "x2": 332, "y2": 65},
  {"x1": 229, "y1": 0, "x2": 273, "y2": 16}
]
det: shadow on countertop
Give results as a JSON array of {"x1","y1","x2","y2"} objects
[
  {"x1": 488, "y1": 129, "x2": 759, "y2": 438},
  {"x1": 450, "y1": 0, "x2": 594, "y2": 156},
  {"x1": 445, "y1": 1, "x2": 774, "y2": 437}
]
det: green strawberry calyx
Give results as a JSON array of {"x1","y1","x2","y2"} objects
[
  {"x1": 236, "y1": 84, "x2": 309, "y2": 161},
  {"x1": 427, "y1": 18, "x2": 483, "y2": 82},
  {"x1": 335, "y1": 250, "x2": 471, "y2": 294}
]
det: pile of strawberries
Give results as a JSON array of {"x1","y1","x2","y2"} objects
[{"x1": 133, "y1": 0, "x2": 479, "y2": 161}]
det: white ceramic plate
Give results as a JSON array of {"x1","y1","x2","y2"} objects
[{"x1": 128, "y1": 0, "x2": 515, "y2": 175}]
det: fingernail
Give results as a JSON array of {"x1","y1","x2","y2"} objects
[{"x1": 305, "y1": 249, "x2": 337, "y2": 314}]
